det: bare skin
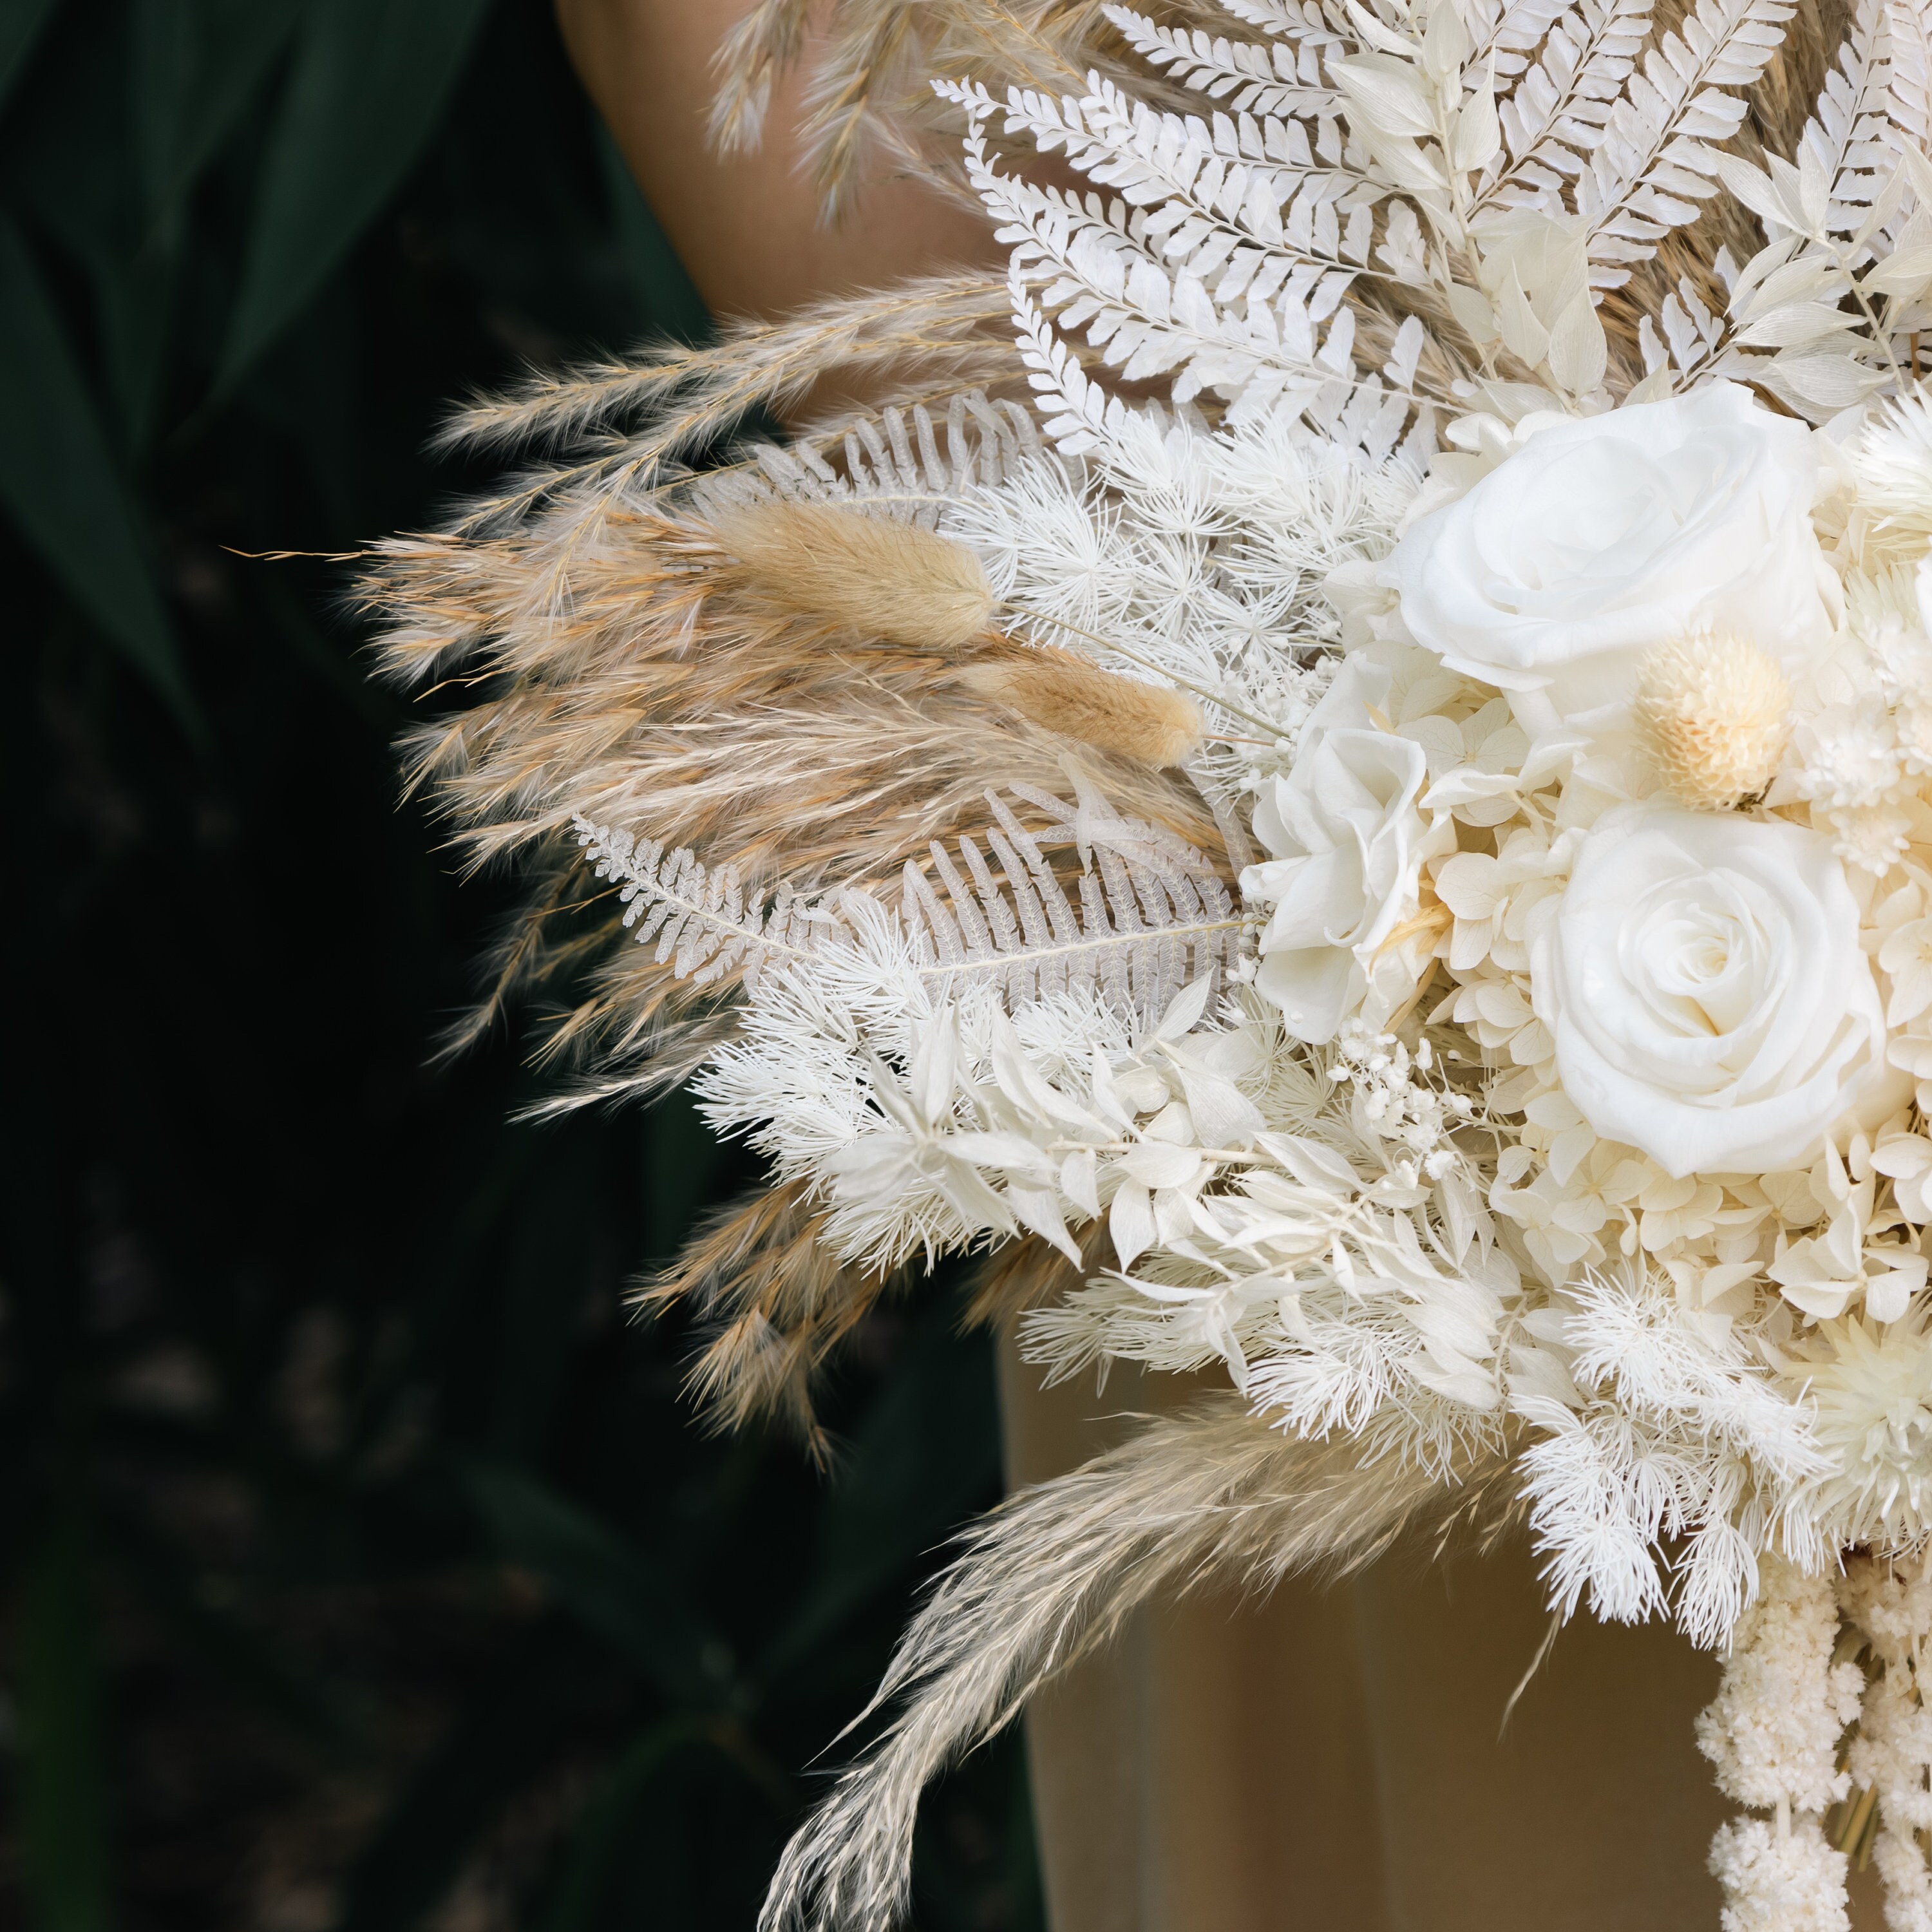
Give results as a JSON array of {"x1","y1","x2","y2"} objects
[{"x1": 553, "y1": 0, "x2": 999, "y2": 321}]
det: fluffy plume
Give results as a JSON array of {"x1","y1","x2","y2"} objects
[
  {"x1": 954, "y1": 652, "x2": 1204, "y2": 765},
  {"x1": 708, "y1": 499, "x2": 996, "y2": 649},
  {"x1": 759, "y1": 1401, "x2": 1513, "y2": 1932},
  {"x1": 1637, "y1": 634, "x2": 1793, "y2": 809},
  {"x1": 435, "y1": 274, "x2": 1021, "y2": 517},
  {"x1": 634, "y1": 1179, "x2": 890, "y2": 1463}
]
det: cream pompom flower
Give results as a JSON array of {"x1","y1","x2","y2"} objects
[{"x1": 1634, "y1": 632, "x2": 1791, "y2": 810}]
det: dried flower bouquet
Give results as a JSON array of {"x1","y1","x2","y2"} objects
[{"x1": 368, "y1": 0, "x2": 1932, "y2": 1924}]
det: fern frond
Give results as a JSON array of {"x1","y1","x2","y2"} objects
[
  {"x1": 1636, "y1": 267, "x2": 1742, "y2": 383},
  {"x1": 899, "y1": 787, "x2": 1245, "y2": 1019},
  {"x1": 1485, "y1": 0, "x2": 1655, "y2": 213},
  {"x1": 1468, "y1": 0, "x2": 1580, "y2": 81},
  {"x1": 1797, "y1": 0, "x2": 1898, "y2": 255},
  {"x1": 573, "y1": 816, "x2": 827, "y2": 991},
  {"x1": 1889, "y1": 0, "x2": 1932, "y2": 151},
  {"x1": 1575, "y1": 0, "x2": 1799, "y2": 287},
  {"x1": 961, "y1": 111, "x2": 1385, "y2": 439},
  {"x1": 1104, "y1": 5, "x2": 1340, "y2": 118}
]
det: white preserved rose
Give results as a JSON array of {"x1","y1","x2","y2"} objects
[
  {"x1": 1379, "y1": 384, "x2": 1839, "y2": 738},
  {"x1": 1240, "y1": 659, "x2": 1452, "y2": 1044},
  {"x1": 1528, "y1": 804, "x2": 1899, "y2": 1178}
]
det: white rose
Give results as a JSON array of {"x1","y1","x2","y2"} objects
[
  {"x1": 1528, "y1": 804, "x2": 1901, "y2": 1178},
  {"x1": 1379, "y1": 384, "x2": 1839, "y2": 738},
  {"x1": 1240, "y1": 659, "x2": 1452, "y2": 1043}
]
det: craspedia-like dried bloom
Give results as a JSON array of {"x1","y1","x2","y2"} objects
[{"x1": 1635, "y1": 632, "x2": 1792, "y2": 810}]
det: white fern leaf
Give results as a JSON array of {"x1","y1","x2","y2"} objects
[
  {"x1": 961, "y1": 115, "x2": 1365, "y2": 428},
  {"x1": 1468, "y1": 0, "x2": 1580, "y2": 80},
  {"x1": 970, "y1": 73, "x2": 1368, "y2": 291},
  {"x1": 898, "y1": 789, "x2": 1245, "y2": 1020},
  {"x1": 1218, "y1": 0, "x2": 1354, "y2": 45},
  {"x1": 1575, "y1": 0, "x2": 1797, "y2": 287},
  {"x1": 1486, "y1": 0, "x2": 1654, "y2": 211},
  {"x1": 1888, "y1": 0, "x2": 1932, "y2": 151},
  {"x1": 573, "y1": 816, "x2": 826, "y2": 989},
  {"x1": 1799, "y1": 0, "x2": 1899, "y2": 251},
  {"x1": 1105, "y1": 5, "x2": 1338, "y2": 119},
  {"x1": 1635, "y1": 272, "x2": 1739, "y2": 384},
  {"x1": 705, "y1": 393, "x2": 1048, "y2": 515}
]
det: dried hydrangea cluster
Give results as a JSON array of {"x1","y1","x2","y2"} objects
[{"x1": 368, "y1": 0, "x2": 1932, "y2": 1924}]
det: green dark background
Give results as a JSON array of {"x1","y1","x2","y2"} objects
[{"x1": 0, "y1": 2, "x2": 1040, "y2": 1926}]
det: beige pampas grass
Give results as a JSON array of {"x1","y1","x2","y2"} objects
[
  {"x1": 1636, "y1": 633, "x2": 1792, "y2": 810},
  {"x1": 758, "y1": 1401, "x2": 1516, "y2": 1932},
  {"x1": 709, "y1": 499, "x2": 996, "y2": 649},
  {"x1": 633, "y1": 1179, "x2": 893, "y2": 1466},
  {"x1": 956, "y1": 654, "x2": 1203, "y2": 766}
]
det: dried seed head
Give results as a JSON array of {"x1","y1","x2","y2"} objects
[
  {"x1": 1635, "y1": 632, "x2": 1792, "y2": 810},
  {"x1": 707, "y1": 500, "x2": 996, "y2": 650},
  {"x1": 957, "y1": 653, "x2": 1204, "y2": 768}
]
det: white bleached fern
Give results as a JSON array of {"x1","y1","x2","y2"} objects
[
  {"x1": 1573, "y1": 0, "x2": 1798, "y2": 285},
  {"x1": 1105, "y1": 6, "x2": 1340, "y2": 119},
  {"x1": 573, "y1": 817, "x2": 829, "y2": 990},
  {"x1": 578, "y1": 789, "x2": 1245, "y2": 1023},
  {"x1": 900, "y1": 786, "x2": 1242, "y2": 1017}
]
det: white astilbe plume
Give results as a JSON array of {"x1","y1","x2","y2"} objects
[
  {"x1": 1700, "y1": 1557, "x2": 1861, "y2": 1932},
  {"x1": 1707, "y1": 1817, "x2": 1853, "y2": 1932},
  {"x1": 1837, "y1": 1555, "x2": 1932, "y2": 1929},
  {"x1": 757, "y1": 1400, "x2": 1510, "y2": 1932}
]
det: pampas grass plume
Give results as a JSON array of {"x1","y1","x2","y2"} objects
[
  {"x1": 957, "y1": 656, "x2": 1203, "y2": 767},
  {"x1": 1636, "y1": 632, "x2": 1791, "y2": 810},
  {"x1": 709, "y1": 500, "x2": 995, "y2": 650}
]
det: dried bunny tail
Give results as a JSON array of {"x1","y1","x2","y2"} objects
[
  {"x1": 760, "y1": 1405, "x2": 1512, "y2": 1932},
  {"x1": 956, "y1": 653, "x2": 1204, "y2": 768},
  {"x1": 708, "y1": 500, "x2": 996, "y2": 649},
  {"x1": 435, "y1": 274, "x2": 1014, "y2": 464},
  {"x1": 634, "y1": 1179, "x2": 891, "y2": 1463}
]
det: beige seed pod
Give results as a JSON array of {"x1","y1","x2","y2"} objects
[
  {"x1": 956, "y1": 654, "x2": 1204, "y2": 768},
  {"x1": 1635, "y1": 632, "x2": 1792, "y2": 810},
  {"x1": 706, "y1": 500, "x2": 996, "y2": 650}
]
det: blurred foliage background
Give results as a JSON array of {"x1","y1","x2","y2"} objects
[{"x1": 0, "y1": 2, "x2": 1041, "y2": 1926}]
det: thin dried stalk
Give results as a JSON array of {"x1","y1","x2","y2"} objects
[
  {"x1": 439, "y1": 274, "x2": 1016, "y2": 469},
  {"x1": 636, "y1": 1179, "x2": 894, "y2": 1463},
  {"x1": 759, "y1": 1402, "x2": 1517, "y2": 1932}
]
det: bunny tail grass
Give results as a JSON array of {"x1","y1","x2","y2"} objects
[{"x1": 759, "y1": 1401, "x2": 1508, "y2": 1932}]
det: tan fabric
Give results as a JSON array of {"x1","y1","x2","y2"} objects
[{"x1": 999, "y1": 1337, "x2": 1886, "y2": 1932}]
